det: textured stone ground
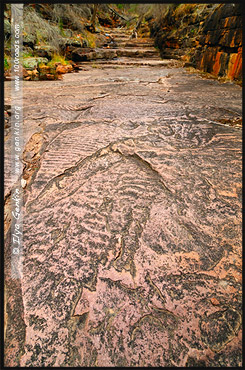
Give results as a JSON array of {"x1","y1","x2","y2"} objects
[{"x1": 4, "y1": 37, "x2": 242, "y2": 367}]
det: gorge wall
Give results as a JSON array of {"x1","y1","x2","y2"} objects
[{"x1": 150, "y1": 3, "x2": 242, "y2": 83}]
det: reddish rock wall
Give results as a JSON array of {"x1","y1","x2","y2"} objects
[
  {"x1": 193, "y1": 4, "x2": 242, "y2": 81},
  {"x1": 151, "y1": 4, "x2": 242, "y2": 83}
]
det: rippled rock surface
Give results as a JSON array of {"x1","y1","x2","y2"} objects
[{"x1": 4, "y1": 51, "x2": 242, "y2": 367}]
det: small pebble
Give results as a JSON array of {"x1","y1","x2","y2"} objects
[
  {"x1": 210, "y1": 297, "x2": 220, "y2": 306},
  {"x1": 21, "y1": 179, "x2": 27, "y2": 188}
]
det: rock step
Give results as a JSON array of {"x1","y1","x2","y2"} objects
[
  {"x1": 115, "y1": 48, "x2": 159, "y2": 58},
  {"x1": 112, "y1": 36, "x2": 155, "y2": 47},
  {"x1": 66, "y1": 28, "x2": 160, "y2": 62},
  {"x1": 66, "y1": 46, "x2": 159, "y2": 62},
  {"x1": 108, "y1": 35, "x2": 131, "y2": 40},
  {"x1": 114, "y1": 40, "x2": 154, "y2": 48},
  {"x1": 111, "y1": 34, "x2": 131, "y2": 38},
  {"x1": 79, "y1": 58, "x2": 174, "y2": 67},
  {"x1": 114, "y1": 37, "x2": 154, "y2": 42},
  {"x1": 107, "y1": 29, "x2": 131, "y2": 34},
  {"x1": 115, "y1": 44, "x2": 155, "y2": 49},
  {"x1": 124, "y1": 42, "x2": 155, "y2": 48}
]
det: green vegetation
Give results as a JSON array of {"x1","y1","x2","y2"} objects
[
  {"x1": 128, "y1": 4, "x2": 138, "y2": 14},
  {"x1": 22, "y1": 51, "x2": 34, "y2": 58},
  {"x1": 4, "y1": 56, "x2": 10, "y2": 71},
  {"x1": 58, "y1": 18, "x2": 63, "y2": 31},
  {"x1": 47, "y1": 54, "x2": 70, "y2": 67},
  {"x1": 85, "y1": 31, "x2": 96, "y2": 48},
  {"x1": 173, "y1": 4, "x2": 196, "y2": 19}
]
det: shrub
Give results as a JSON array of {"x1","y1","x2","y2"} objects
[
  {"x1": 23, "y1": 6, "x2": 65, "y2": 53},
  {"x1": 47, "y1": 54, "x2": 70, "y2": 67},
  {"x1": 4, "y1": 56, "x2": 10, "y2": 71}
]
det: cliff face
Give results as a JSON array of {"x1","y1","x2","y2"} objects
[{"x1": 150, "y1": 4, "x2": 242, "y2": 83}]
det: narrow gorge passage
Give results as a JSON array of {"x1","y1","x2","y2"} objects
[{"x1": 4, "y1": 26, "x2": 242, "y2": 367}]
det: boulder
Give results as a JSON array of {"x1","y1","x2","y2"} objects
[
  {"x1": 66, "y1": 47, "x2": 117, "y2": 62},
  {"x1": 67, "y1": 47, "x2": 96, "y2": 61},
  {"x1": 23, "y1": 34, "x2": 36, "y2": 49},
  {"x1": 23, "y1": 57, "x2": 49, "y2": 70},
  {"x1": 64, "y1": 38, "x2": 82, "y2": 48},
  {"x1": 34, "y1": 45, "x2": 55, "y2": 58}
]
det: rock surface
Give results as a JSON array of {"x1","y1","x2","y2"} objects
[
  {"x1": 4, "y1": 27, "x2": 242, "y2": 367},
  {"x1": 151, "y1": 4, "x2": 242, "y2": 83}
]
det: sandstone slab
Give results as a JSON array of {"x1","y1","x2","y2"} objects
[{"x1": 4, "y1": 30, "x2": 242, "y2": 368}]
